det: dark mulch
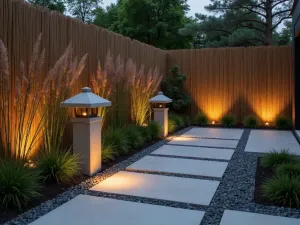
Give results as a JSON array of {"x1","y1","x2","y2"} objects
[
  {"x1": 0, "y1": 138, "x2": 161, "y2": 224},
  {"x1": 254, "y1": 157, "x2": 275, "y2": 207}
]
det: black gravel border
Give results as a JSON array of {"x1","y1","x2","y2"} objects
[{"x1": 5, "y1": 127, "x2": 300, "y2": 225}]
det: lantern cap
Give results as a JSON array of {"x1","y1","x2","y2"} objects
[
  {"x1": 61, "y1": 87, "x2": 111, "y2": 108},
  {"x1": 149, "y1": 91, "x2": 172, "y2": 103}
]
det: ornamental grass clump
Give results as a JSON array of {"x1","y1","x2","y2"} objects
[
  {"x1": 261, "y1": 149, "x2": 298, "y2": 169},
  {"x1": 0, "y1": 161, "x2": 40, "y2": 209},
  {"x1": 244, "y1": 115, "x2": 259, "y2": 128},
  {"x1": 275, "y1": 116, "x2": 292, "y2": 130},
  {"x1": 276, "y1": 163, "x2": 300, "y2": 177},
  {"x1": 102, "y1": 141, "x2": 116, "y2": 163},
  {"x1": 221, "y1": 115, "x2": 237, "y2": 127},
  {"x1": 127, "y1": 60, "x2": 162, "y2": 126},
  {"x1": 147, "y1": 121, "x2": 162, "y2": 139},
  {"x1": 42, "y1": 44, "x2": 87, "y2": 154},
  {"x1": 138, "y1": 125, "x2": 152, "y2": 142},
  {"x1": 123, "y1": 125, "x2": 145, "y2": 149},
  {"x1": 168, "y1": 118, "x2": 177, "y2": 133},
  {"x1": 194, "y1": 113, "x2": 208, "y2": 126},
  {"x1": 0, "y1": 34, "x2": 56, "y2": 161},
  {"x1": 35, "y1": 149, "x2": 80, "y2": 184},
  {"x1": 262, "y1": 174, "x2": 300, "y2": 208},
  {"x1": 102, "y1": 128, "x2": 130, "y2": 156},
  {"x1": 169, "y1": 113, "x2": 185, "y2": 128}
]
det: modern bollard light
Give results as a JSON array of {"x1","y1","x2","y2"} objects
[
  {"x1": 149, "y1": 91, "x2": 172, "y2": 137},
  {"x1": 61, "y1": 87, "x2": 111, "y2": 176}
]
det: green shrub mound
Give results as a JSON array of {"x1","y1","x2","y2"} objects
[
  {"x1": 36, "y1": 150, "x2": 80, "y2": 184},
  {"x1": 276, "y1": 163, "x2": 300, "y2": 177},
  {"x1": 194, "y1": 113, "x2": 209, "y2": 126},
  {"x1": 262, "y1": 174, "x2": 300, "y2": 208},
  {"x1": 261, "y1": 149, "x2": 298, "y2": 169},
  {"x1": 221, "y1": 115, "x2": 237, "y2": 127},
  {"x1": 102, "y1": 141, "x2": 116, "y2": 163},
  {"x1": 0, "y1": 161, "x2": 40, "y2": 209},
  {"x1": 244, "y1": 115, "x2": 259, "y2": 128},
  {"x1": 168, "y1": 119, "x2": 177, "y2": 133},
  {"x1": 275, "y1": 116, "x2": 292, "y2": 129},
  {"x1": 138, "y1": 125, "x2": 152, "y2": 142},
  {"x1": 147, "y1": 121, "x2": 162, "y2": 139},
  {"x1": 169, "y1": 114, "x2": 185, "y2": 128},
  {"x1": 123, "y1": 125, "x2": 144, "y2": 149},
  {"x1": 102, "y1": 128, "x2": 130, "y2": 156}
]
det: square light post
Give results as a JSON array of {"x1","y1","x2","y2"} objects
[
  {"x1": 61, "y1": 87, "x2": 111, "y2": 176},
  {"x1": 149, "y1": 91, "x2": 172, "y2": 137}
]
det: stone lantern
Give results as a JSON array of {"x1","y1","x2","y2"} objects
[
  {"x1": 61, "y1": 87, "x2": 111, "y2": 176},
  {"x1": 149, "y1": 91, "x2": 172, "y2": 137}
]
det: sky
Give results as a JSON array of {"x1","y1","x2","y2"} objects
[{"x1": 101, "y1": 0, "x2": 212, "y2": 17}]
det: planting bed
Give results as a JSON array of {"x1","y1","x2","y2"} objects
[{"x1": 0, "y1": 138, "x2": 161, "y2": 224}]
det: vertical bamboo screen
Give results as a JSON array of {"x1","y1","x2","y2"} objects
[
  {"x1": 0, "y1": 0, "x2": 167, "y2": 92},
  {"x1": 0, "y1": 0, "x2": 294, "y2": 131},
  {"x1": 167, "y1": 46, "x2": 293, "y2": 123}
]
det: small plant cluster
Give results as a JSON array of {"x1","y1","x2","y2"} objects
[
  {"x1": 102, "y1": 122, "x2": 162, "y2": 163},
  {"x1": 193, "y1": 112, "x2": 292, "y2": 129},
  {"x1": 261, "y1": 149, "x2": 300, "y2": 209},
  {"x1": 161, "y1": 66, "x2": 191, "y2": 113},
  {"x1": 168, "y1": 113, "x2": 191, "y2": 133}
]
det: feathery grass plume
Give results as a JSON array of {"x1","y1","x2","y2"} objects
[
  {"x1": 42, "y1": 44, "x2": 87, "y2": 154},
  {"x1": 128, "y1": 62, "x2": 162, "y2": 126},
  {"x1": 90, "y1": 61, "x2": 111, "y2": 125},
  {"x1": 0, "y1": 34, "x2": 54, "y2": 161}
]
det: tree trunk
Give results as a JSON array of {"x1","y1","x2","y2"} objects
[{"x1": 264, "y1": 0, "x2": 273, "y2": 45}]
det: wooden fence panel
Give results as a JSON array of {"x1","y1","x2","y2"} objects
[{"x1": 167, "y1": 46, "x2": 293, "y2": 124}]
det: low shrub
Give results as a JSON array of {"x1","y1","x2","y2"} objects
[
  {"x1": 36, "y1": 150, "x2": 80, "y2": 184},
  {"x1": 123, "y1": 125, "x2": 144, "y2": 149},
  {"x1": 102, "y1": 128, "x2": 130, "y2": 155},
  {"x1": 262, "y1": 174, "x2": 300, "y2": 208},
  {"x1": 102, "y1": 141, "x2": 116, "y2": 163},
  {"x1": 221, "y1": 115, "x2": 237, "y2": 127},
  {"x1": 0, "y1": 161, "x2": 40, "y2": 209},
  {"x1": 275, "y1": 116, "x2": 292, "y2": 129},
  {"x1": 244, "y1": 115, "x2": 259, "y2": 128},
  {"x1": 138, "y1": 125, "x2": 152, "y2": 142},
  {"x1": 194, "y1": 113, "x2": 208, "y2": 126},
  {"x1": 261, "y1": 149, "x2": 298, "y2": 169},
  {"x1": 276, "y1": 163, "x2": 300, "y2": 177},
  {"x1": 147, "y1": 121, "x2": 162, "y2": 139},
  {"x1": 168, "y1": 118, "x2": 177, "y2": 133},
  {"x1": 169, "y1": 114, "x2": 185, "y2": 128}
]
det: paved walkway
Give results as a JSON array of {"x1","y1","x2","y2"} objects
[{"x1": 26, "y1": 128, "x2": 300, "y2": 225}]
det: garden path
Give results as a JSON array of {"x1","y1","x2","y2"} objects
[{"x1": 25, "y1": 128, "x2": 300, "y2": 225}]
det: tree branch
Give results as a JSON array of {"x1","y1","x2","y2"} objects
[
  {"x1": 272, "y1": 0, "x2": 290, "y2": 9},
  {"x1": 238, "y1": 19, "x2": 267, "y2": 26},
  {"x1": 272, "y1": 16, "x2": 291, "y2": 30},
  {"x1": 272, "y1": 9, "x2": 291, "y2": 18}
]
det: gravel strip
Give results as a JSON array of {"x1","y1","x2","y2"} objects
[
  {"x1": 200, "y1": 129, "x2": 300, "y2": 225},
  {"x1": 4, "y1": 127, "x2": 191, "y2": 225},
  {"x1": 150, "y1": 153, "x2": 230, "y2": 162},
  {"x1": 167, "y1": 143, "x2": 236, "y2": 150},
  {"x1": 124, "y1": 169, "x2": 222, "y2": 181}
]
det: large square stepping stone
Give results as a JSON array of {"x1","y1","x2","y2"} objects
[
  {"x1": 90, "y1": 171, "x2": 219, "y2": 205},
  {"x1": 127, "y1": 156, "x2": 228, "y2": 178},
  {"x1": 29, "y1": 195, "x2": 205, "y2": 225},
  {"x1": 220, "y1": 210, "x2": 300, "y2": 225},
  {"x1": 169, "y1": 137, "x2": 238, "y2": 149},
  {"x1": 152, "y1": 145, "x2": 234, "y2": 160},
  {"x1": 245, "y1": 130, "x2": 300, "y2": 155},
  {"x1": 182, "y1": 128, "x2": 243, "y2": 140}
]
